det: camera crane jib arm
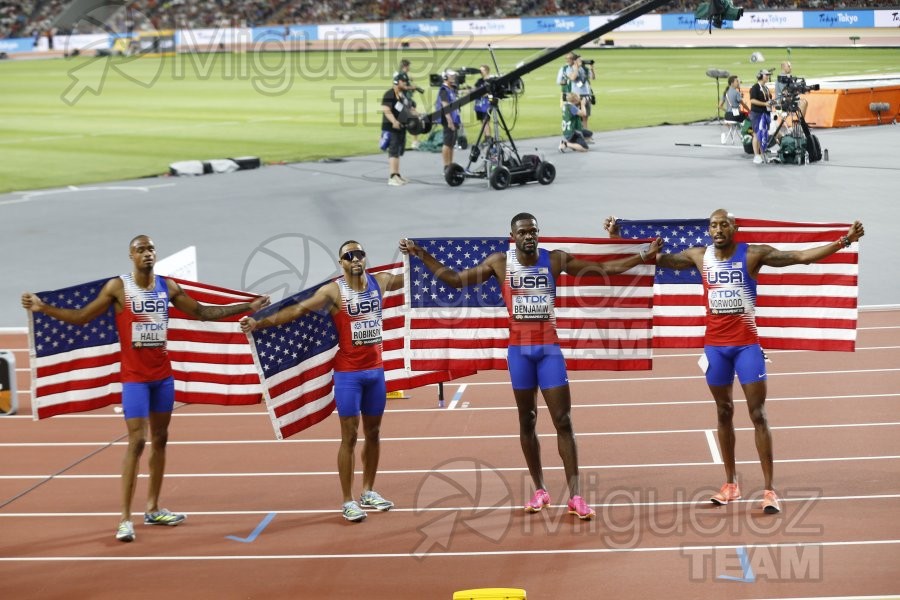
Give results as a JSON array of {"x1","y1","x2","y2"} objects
[{"x1": 410, "y1": 0, "x2": 674, "y2": 134}]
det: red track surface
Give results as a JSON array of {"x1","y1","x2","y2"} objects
[{"x1": 1, "y1": 310, "x2": 898, "y2": 599}]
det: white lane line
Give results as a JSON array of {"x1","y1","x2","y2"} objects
[
  {"x1": 3, "y1": 493, "x2": 899, "y2": 518},
  {"x1": 0, "y1": 539, "x2": 898, "y2": 562},
  {"x1": 3, "y1": 455, "x2": 899, "y2": 480},
  {"x1": 446, "y1": 384, "x2": 467, "y2": 410},
  {"x1": 705, "y1": 430, "x2": 723, "y2": 464},
  {"x1": 2, "y1": 391, "x2": 898, "y2": 421},
  {"x1": 4, "y1": 421, "x2": 898, "y2": 447}
]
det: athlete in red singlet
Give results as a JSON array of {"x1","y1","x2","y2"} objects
[
  {"x1": 241, "y1": 240, "x2": 404, "y2": 522},
  {"x1": 22, "y1": 235, "x2": 268, "y2": 542},
  {"x1": 402, "y1": 213, "x2": 660, "y2": 520},
  {"x1": 607, "y1": 210, "x2": 865, "y2": 514}
]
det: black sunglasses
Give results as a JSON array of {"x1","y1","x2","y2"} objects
[{"x1": 341, "y1": 249, "x2": 366, "y2": 262}]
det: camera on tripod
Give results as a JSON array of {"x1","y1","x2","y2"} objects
[{"x1": 429, "y1": 67, "x2": 481, "y2": 88}]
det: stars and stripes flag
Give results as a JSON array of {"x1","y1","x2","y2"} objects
[
  {"x1": 402, "y1": 237, "x2": 655, "y2": 373},
  {"x1": 615, "y1": 217, "x2": 859, "y2": 351},
  {"x1": 246, "y1": 263, "x2": 471, "y2": 440},
  {"x1": 28, "y1": 277, "x2": 263, "y2": 420}
]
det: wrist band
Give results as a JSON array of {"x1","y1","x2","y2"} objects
[{"x1": 838, "y1": 236, "x2": 850, "y2": 249}]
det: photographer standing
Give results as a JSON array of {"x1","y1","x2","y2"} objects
[
  {"x1": 381, "y1": 76, "x2": 413, "y2": 186},
  {"x1": 557, "y1": 53, "x2": 595, "y2": 132},
  {"x1": 472, "y1": 64, "x2": 493, "y2": 146},
  {"x1": 775, "y1": 61, "x2": 808, "y2": 117},
  {"x1": 748, "y1": 69, "x2": 774, "y2": 165},
  {"x1": 394, "y1": 59, "x2": 424, "y2": 149},
  {"x1": 436, "y1": 70, "x2": 462, "y2": 174}
]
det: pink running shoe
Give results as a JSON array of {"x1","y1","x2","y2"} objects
[
  {"x1": 524, "y1": 489, "x2": 551, "y2": 513},
  {"x1": 710, "y1": 483, "x2": 742, "y2": 506},
  {"x1": 761, "y1": 489, "x2": 781, "y2": 514},
  {"x1": 567, "y1": 495, "x2": 595, "y2": 520}
]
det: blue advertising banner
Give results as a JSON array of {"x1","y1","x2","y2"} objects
[
  {"x1": 520, "y1": 16, "x2": 589, "y2": 34},
  {"x1": 661, "y1": 13, "x2": 734, "y2": 31},
  {"x1": 389, "y1": 20, "x2": 453, "y2": 38},
  {"x1": 0, "y1": 37, "x2": 37, "y2": 53},
  {"x1": 252, "y1": 25, "x2": 318, "y2": 42},
  {"x1": 803, "y1": 10, "x2": 875, "y2": 28}
]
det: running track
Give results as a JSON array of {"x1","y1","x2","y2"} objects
[{"x1": 1, "y1": 310, "x2": 898, "y2": 599}]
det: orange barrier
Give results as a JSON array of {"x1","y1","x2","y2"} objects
[
  {"x1": 740, "y1": 79, "x2": 900, "y2": 129},
  {"x1": 806, "y1": 84, "x2": 900, "y2": 127}
]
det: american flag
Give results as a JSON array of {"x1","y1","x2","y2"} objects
[
  {"x1": 247, "y1": 263, "x2": 470, "y2": 440},
  {"x1": 616, "y1": 217, "x2": 859, "y2": 351},
  {"x1": 403, "y1": 237, "x2": 655, "y2": 373},
  {"x1": 28, "y1": 277, "x2": 263, "y2": 420}
]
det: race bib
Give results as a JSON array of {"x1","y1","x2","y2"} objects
[
  {"x1": 707, "y1": 287, "x2": 747, "y2": 315},
  {"x1": 512, "y1": 293, "x2": 552, "y2": 321},
  {"x1": 131, "y1": 321, "x2": 167, "y2": 348},
  {"x1": 351, "y1": 318, "x2": 382, "y2": 346}
]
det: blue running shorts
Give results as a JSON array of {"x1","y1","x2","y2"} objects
[
  {"x1": 507, "y1": 344, "x2": 569, "y2": 391},
  {"x1": 333, "y1": 368, "x2": 387, "y2": 418},
  {"x1": 121, "y1": 376, "x2": 175, "y2": 419},
  {"x1": 704, "y1": 344, "x2": 767, "y2": 387}
]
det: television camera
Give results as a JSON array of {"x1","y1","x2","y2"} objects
[
  {"x1": 777, "y1": 74, "x2": 820, "y2": 111},
  {"x1": 429, "y1": 67, "x2": 482, "y2": 88},
  {"x1": 694, "y1": 0, "x2": 744, "y2": 30}
]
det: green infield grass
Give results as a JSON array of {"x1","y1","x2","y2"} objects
[{"x1": 0, "y1": 46, "x2": 896, "y2": 193}]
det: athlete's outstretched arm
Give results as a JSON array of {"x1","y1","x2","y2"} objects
[
  {"x1": 21, "y1": 278, "x2": 121, "y2": 325},
  {"x1": 400, "y1": 238, "x2": 502, "y2": 288},
  {"x1": 559, "y1": 237, "x2": 662, "y2": 277},
  {"x1": 240, "y1": 284, "x2": 335, "y2": 333},
  {"x1": 753, "y1": 221, "x2": 865, "y2": 268},
  {"x1": 169, "y1": 280, "x2": 269, "y2": 322}
]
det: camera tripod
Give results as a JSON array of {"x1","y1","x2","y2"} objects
[
  {"x1": 767, "y1": 103, "x2": 822, "y2": 164},
  {"x1": 444, "y1": 94, "x2": 555, "y2": 190}
]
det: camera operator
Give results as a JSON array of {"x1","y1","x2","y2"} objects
[
  {"x1": 435, "y1": 70, "x2": 462, "y2": 174},
  {"x1": 381, "y1": 75, "x2": 414, "y2": 186},
  {"x1": 394, "y1": 59, "x2": 425, "y2": 149},
  {"x1": 559, "y1": 92, "x2": 592, "y2": 153},
  {"x1": 775, "y1": 61, "x2": 808, "y2": 117},
  {"x1": 748, "y1": 69, "x2": 775, "y2": 165},
  {"x1": 472, "y1": 64, "x2": 493, "y2": 146}
]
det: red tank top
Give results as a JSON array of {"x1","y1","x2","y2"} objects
[
  {"x1": 331, "y1": 273, "x2": 384, "y2": 372},
  {"x1": 115, "y1": 274, "x2": 172, "y2": 383},
  {"x1": 702, "y1": 244, "x2": 759, "y2": 346},
  {"x1": 502, "y1": 248, "x2": 559, "y2": 346}
]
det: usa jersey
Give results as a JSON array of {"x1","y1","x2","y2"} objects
[
  {"x1": 115, "y1": 274, "x2": 171, "y2": 383},
  {"x1": 503, "y1": 248, "x2": 559, "y2": 346},
  {"x1": 702, "y1": 243, "x2": 759, "y2": 346},
  {"x1": 332, "y1": 273, "x2": 384, "y2": 372}
]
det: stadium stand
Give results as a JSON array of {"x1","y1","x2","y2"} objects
[{"x1": 2, "y1": 0, "x2": 897, "y2": 38}]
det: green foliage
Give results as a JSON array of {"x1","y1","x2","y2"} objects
[{"x1": 0, "y1": 47, "x2": 896, "y2": 193}]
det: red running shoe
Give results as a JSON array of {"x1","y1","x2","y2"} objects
[
  {"x1": 761, "y1": 489, "x2": 781, "y2": 514},
  {"x1": 524, "y1": 489, "x2": 551, "y2": 513},
  {"x1": 710, "y1": 483, "x2": 742, "y2": 506}
]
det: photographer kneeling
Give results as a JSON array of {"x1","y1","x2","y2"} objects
[{"x1": 559, "y1": 92, "x2": 592, "y2": 153}]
